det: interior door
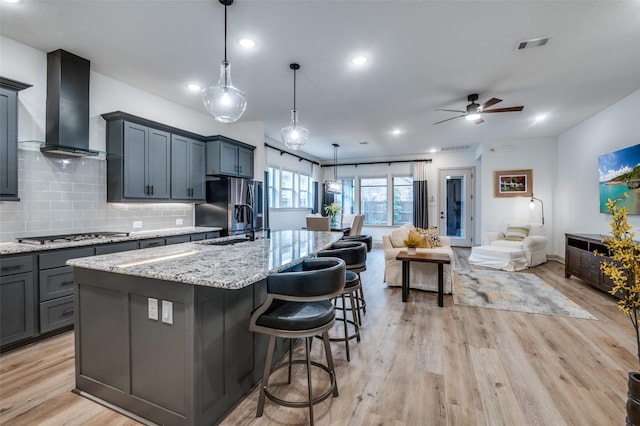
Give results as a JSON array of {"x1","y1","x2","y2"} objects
[{"x1": 438, "y1": 168, "x2": 475, "y2": 247}]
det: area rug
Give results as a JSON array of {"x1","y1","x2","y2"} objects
[{"x1": 453, "y1": 269, "x2": 597, "y2": 319}]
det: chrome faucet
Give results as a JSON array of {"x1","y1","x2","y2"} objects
[{"x1": 234, "y1": 204, "x2": 255, "y2": 240}]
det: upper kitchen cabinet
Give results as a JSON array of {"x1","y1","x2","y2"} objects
[
  {"x1": 0, "y1": 77, "x2": 32, "y2": 201},
  {"x1": 171, "y1": 135, "x2": 205, "y2": 201},
  {"x1": 206, "y1": 136, "x2": 255, "y2": 179},
  {"x1": 105, "y1": 119, "x2": 170, "y2": 201}
]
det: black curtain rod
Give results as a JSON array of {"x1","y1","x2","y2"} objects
[
  {"x1": 319, "y1": 158, "x2": 432, "y2": 168},
  {"x1": 264, "y1": 143, "x2": 320, "y2": 166}
]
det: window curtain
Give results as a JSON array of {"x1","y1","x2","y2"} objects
[{"x1": 413, "y1": 161, "x2": 429, "y2": 228}]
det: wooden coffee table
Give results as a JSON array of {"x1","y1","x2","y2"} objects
[{"x1": 395, "y1": 251, "x2": 451, "y2": 306}]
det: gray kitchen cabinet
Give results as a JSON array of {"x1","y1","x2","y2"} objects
[
  {"x1": 206, "y1": 136, "x2": 255, "y2": 179},
  {"x1": 106, "y1": 119, "x2": 171, "y2": 201},
  {"x1": 0, "y1": 78, "x2": 32, "y2": 201},
  {"x1": 139, "y1": 238, "x2": 166, "y2": 249},
  {"x1": 165, "y1": 235, "x2": 190, "y2": 245},
  {"x1": 0, "y1": 254, "x2": 36, "y2": 347},
  {"x1": 37, "y1": 247, "x2": 94, "y2": 334},
  {"x1": 170, "y1": 135, "x2": 205, "y2": 201}
]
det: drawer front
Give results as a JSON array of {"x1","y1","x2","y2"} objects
[
  {"x1": 95, "y1": 241, "x2": 140, "y2": 255},
  {"x1": 190, "y1": 233, "x2": 206, "y2": 241},
  {"x1": 40, "y1": 295, "x2": 74, "y2": 333},
  {"x1": 139, "y1": 238, "x2": 165, "y2": 249},
  {"x1": 205, "y1": 232, "x2": 220, "y2": 239},
  {"x1": 39, "y1": 247, "x2": 95, "y2": 270},
  {"x1": 165, "y1": 235, "x2": 190, "y2": 245},
  {"x1": 39, "y1": 266, "x2": 74, "y2": 302},
  {"x1": 0, "y1": 255, "x2": 34, "y2": 277}
]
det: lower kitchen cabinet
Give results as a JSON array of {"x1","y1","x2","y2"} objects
[
  {"x1": 0, "y1": 272, "x2": 36, "y2": 346},
  {"x1": 139, "y1": 238, "x2": 166, "y2": 249},
  {"x1": 40, "y1": 295, "x2": 74, "y2": 333}
]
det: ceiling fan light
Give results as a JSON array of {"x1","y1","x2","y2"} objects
[
  {"x1": 466, "y1": 113, "x2": 481, "y2": 121},
  {"x1": 203, "y1": 61, "x2": 247, "y2": 123}
]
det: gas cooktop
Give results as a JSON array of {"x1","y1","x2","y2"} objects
[{"x1": 16, "y1": 232, "x2": 130, "y2": 245}]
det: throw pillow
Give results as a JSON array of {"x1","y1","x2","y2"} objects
[
  {"x1": 504, "y1": 225, "x2": 530, "y2": 241},
  {"x1": 407, "y1": 230, "x2": 432, "y2": 248},
  {"x1": 417, "y1": 226, "x2": 442, "y2": 247},
  {"x1": 390, "y1": 225, "x2": 413, "y2": 248}
]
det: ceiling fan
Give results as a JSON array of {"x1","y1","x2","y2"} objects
[{"x1": 433, "y1": 93, "x2": 524, "y2": 125}]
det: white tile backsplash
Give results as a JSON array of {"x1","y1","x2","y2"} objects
[{"x1": 0, "y1": 149, "x2": 194, "y2": 243}]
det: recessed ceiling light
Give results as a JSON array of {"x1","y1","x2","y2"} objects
[
  {"x1": 3, "y1": 0, "x2": 22, "y2": 3},
  {"x1": 186, "y1": 83, "x2": 202, "y2": 92},
  {"x1": 351, "y1": 56, "x2": 368, "y2": 65},
  {"x1": 391, "y1": 129, "x2": 402, "y2": 136},
  {"x1": 429, "y1": 148, "x2": 438, "y2": 153},
  {"x1": 239, "y1": 38, "x2": 256, "y2": 48},
  {"x1": 534, "y1": 114, "x2": 548, "y2": 123}
]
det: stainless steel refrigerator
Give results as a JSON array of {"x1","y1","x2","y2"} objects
[{"x1": 195, "y1": 177, "x2": 263, "y2": 236}]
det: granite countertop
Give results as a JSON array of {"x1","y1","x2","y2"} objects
[
  {"x1": 0, "y1": 226, "x2": 222, "y2": 255},
  {"x1": 67, "y1": 230, "x2": 342, "y2": 290}
]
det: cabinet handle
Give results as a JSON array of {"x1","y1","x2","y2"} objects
[
  {"x1": 61, "y1": 309, "x2": 74, "y2": 317},
  {"x1": 62, "y1": 280, "x2": 74, "y2": 286},
  {"x1": 145, "y1": 185, "x2": 149, "y2": 195},
  {"x1": 150, "y1": 185, "x2": 154, "y2": 195},
  {"x1": 1, "y1": 265, "x2": 23, "y2": 273}
]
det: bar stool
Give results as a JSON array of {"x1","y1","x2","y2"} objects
[
  {"x1": 326, "y1": 240, "x2": 368, "y2": 315},
  {"x1": 342, "y1": 234, "x2": 373, "y2": 252},
  {"x1": 249, "y1": 257, "x2": 346, "y2": 425}
]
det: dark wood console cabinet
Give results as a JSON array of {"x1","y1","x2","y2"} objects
[{"x1": 565, "y1": 233, "x2": 617, "y2": 296}]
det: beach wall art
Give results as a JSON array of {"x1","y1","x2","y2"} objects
[{"x1": 598, "y1": 143, "x2": 640, "y2": 214}]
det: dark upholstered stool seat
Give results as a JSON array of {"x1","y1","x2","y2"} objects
[
  {"x1": 249, "y1": 257, "x2": 346, "y2": 425},
  {"x1": 342, "y1": 234, "x2": 373, "y2": 252},
  {"x1": 256, "y1": 300, "x2": 335, "y2": 331},
  {"x1": 344, "y1": 270, "x2": 359, "y2": 288}
]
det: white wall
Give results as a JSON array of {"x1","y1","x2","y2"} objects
[
  {"x1": 555, "y1": 89, "x2": 640, "y2": 258},
  {"x1": 0, "y1": 36, "x2": 265, "y2": 241},
  {"x1": 478, "y1": 137, "x2": 557, "y2": 253}
]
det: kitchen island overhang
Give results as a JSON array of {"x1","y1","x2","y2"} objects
[{"x1": 68, "y1": 230, "x2": 343, "y2": 426}]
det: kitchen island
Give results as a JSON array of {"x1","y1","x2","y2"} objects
[{"x1": 67, "y1": 230, "x2": 342, "y2": 426}]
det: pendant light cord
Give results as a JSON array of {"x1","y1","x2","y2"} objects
[
  {"x1": 293, "y1": 68, "x2": 297, "y2": 110},
  {"x1": 224, "y1": 3, "x2": 228, "y2": 62}
]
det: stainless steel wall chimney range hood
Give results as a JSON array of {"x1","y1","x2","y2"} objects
[{"x1": 41, "y1": 49, "x2": 98, "y2": 157}]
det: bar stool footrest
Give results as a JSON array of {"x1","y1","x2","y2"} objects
[{"x1": 263, "y1": 359, "x2": 337, "y2": 408}]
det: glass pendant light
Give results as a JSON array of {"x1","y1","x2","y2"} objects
[
  {"x1": 281, "y1": 63, "x2": 309, "y2": 150},
  {"x1": 325, "y1": 143, "x2": 342, "y2": 194},
  {"x1": 203, "y1": 0, "x2": 247, "y2": 123}
]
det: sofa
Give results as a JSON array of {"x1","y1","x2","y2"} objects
[
  {"x1": 483, "y1": 222, "x2": 548, "y2": 267},
  {"x1": 382, "y1": 224, "x2": 454, "y2": 294}
]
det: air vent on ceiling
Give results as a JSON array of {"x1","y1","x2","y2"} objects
[
  {"x1": 516, "y1": 37, "x2": 550, "y2": 50},
  {"x1": 440, "y1": 145, "x2": 471, "y2": 152}
]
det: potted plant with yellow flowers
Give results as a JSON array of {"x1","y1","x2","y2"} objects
[
  {"x1": 323, "y1": 203, "x2": 342, "y2": 228},
  {"x1": 598, "y1": 194, "x2": 640, "y2": 426},
  {"x1": 403, "y1": 232, "x2": 422, "y2": 255}
]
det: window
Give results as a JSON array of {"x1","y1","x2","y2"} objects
[
  {"x1": 393, "y1": 176, "x2": 413, "y2": 225},
  {"x1": 360, "y1": 178, "x2": 387, "y2": 224},
  {"x1": 267, "y1": 166, "x2": 313, "y2": 208},
  {"x1": 281, "y1": 170, "x2": 294, "y2": 207},
  {"x1": 339, "y1": 179, "x2": 354, "y2": 214}
]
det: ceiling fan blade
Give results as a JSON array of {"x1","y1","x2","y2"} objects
[
  {"x1": 480, "y1": 98, "x2": 502, "y2": 110},
  {"x1": 483, "y1": 106, "x2": 524, "y2": 113},
  {"x1": 433, "y1": 115, "x2": 466, "y2": 125},
  {"x1": 435, "y1": 108, "x2": 466, "y2": 113},
  {"x1": 475, "y1": 118, "x2": 485, "y2": 125}
]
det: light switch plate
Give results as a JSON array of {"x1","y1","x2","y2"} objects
[
  {"x1": 148, "y1": 298, "x2": 158, "y2": 320},
  {"x1": 162, "y1": 300, "x2": 173, "y2": 325}
]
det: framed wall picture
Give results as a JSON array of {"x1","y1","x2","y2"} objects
[
  {"x1": 598, "y1": 143, "x2": 640, "y2": 214},
  {"x1": 494, "y1": 169, "x2": 533, "y2": 197}
]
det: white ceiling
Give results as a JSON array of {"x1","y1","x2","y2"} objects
[{"x1": 1, "y1": 0, "x2": 640, "y2": 162}]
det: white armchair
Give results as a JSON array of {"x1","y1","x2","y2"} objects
[
  {"x1": 382, "y1": 224, "x2": 454, "y2": 293},
  {"x1": 484, "y1": 223, "x2": 548, "y2": 267}
]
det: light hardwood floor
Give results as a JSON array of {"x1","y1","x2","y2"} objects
[{"x1": 0, "y1": 247, "x2": 635, "y2": 425}]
